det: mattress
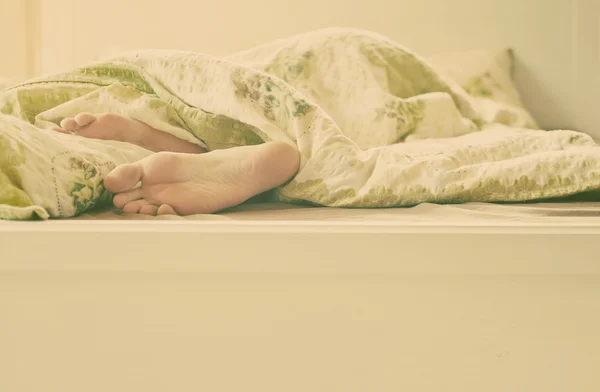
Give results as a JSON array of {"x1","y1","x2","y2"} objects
[
  {"x1": 64, "y1": 200, "x2": 600, "y2": 224},
  {"x1": 2, "y1": 201, "x2": 600, "y2": 275}
]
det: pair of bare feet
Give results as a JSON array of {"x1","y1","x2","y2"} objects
[{"x1": 53, "y1": 113, "x2": 300, "y2": 216}]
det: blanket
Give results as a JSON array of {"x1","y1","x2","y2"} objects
[{"x1": 1, "y1": 27, "x2": 599, "y2": 220}]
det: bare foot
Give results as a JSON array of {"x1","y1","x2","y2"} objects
[
  {"x1": 53, "y1": 113, "x2": 205, "y2": 154},
  {"x1": 103, "y1": 141, "x2": 300, "y2": 216}
]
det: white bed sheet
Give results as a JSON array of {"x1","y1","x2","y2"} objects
[{"x1": 67, "y1": 201, "x2": 600, "y2": 225}]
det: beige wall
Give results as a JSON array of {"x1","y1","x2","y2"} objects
[{"x1": 0, "y1": 0, "x2": 30, "y2": 81}]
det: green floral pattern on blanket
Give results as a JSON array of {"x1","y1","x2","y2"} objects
[
  {"x1": 0, "y1": 134, "x2": 32, "y2": 208},
  {"x1": 465, "y1": 74, "x2": 495, "y2": 98},
  {"x1": 232, "y1": 73, "x2": 313, "y2": 123},
  {"x1": 1, "y1": 27, "x2": 600, "y2": 219},
  {"x1": 67, "y1": 155, "x2": 112, "y2": 215},
  {"x1": 264, "y1": 49, "x2": 315, "y2": 83},
  {"x1": 374, "y1": 99, "x2": 426, "y2": 141}
]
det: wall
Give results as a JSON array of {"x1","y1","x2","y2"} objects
[{"x1": 0, "y1": 0, "x2": 31, "y2": 81}]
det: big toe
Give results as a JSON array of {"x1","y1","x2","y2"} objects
[
  {"x1": 60, "y1": 118, "x2": 77, "y2": 132},
  {"x1": 74, "y1": 112, "x2": 97, "y2": 127},
  {"x1": 157, "y1": 204, "x2": 178, "y2": 215},
  {"x1": 104, "y1": 163, "x2": 144, "y2": 193}
]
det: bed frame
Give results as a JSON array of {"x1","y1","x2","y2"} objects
[
  {"x1": 2, "y1": 217, "x2": 600, "y2": 391},
  {"x1": 2, "y1": 0, "x2": 600, "y2": 390},
  {"x1": 2, "y1": 217, "x2": 600, "y2": 390}
]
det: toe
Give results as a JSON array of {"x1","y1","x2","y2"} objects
[
  {"x1": 74, "y1": 112, "x2": 97, "y2": 127},
  {"x1": 104, "y1": 163, "x2": 144, "y2": 193},
  {"x1": 139, "y1": 204, "x2": 159, "y2": 216},
  {"x1": 113, "y1": 188, "x2": 144, "y2": 209},
  {"x1": 60, "y1": 118, "x2": 78, "y2": 132},
  {"x1": 122, "y1": 199, "x2": 150, "y2": 213},
  {"x1": 157, "y1": 204, "x2": 178, "y2": 215},
  {"x1": 52, "y1": 126, "x2": 69, "y2": 134}
]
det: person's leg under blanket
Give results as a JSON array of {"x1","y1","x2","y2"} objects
[{"x1": 53, "y1": 113, "x2": 300, "y2": 216}]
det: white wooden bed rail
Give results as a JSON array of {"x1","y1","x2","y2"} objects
[{"x1": 1, "y1": 221, "x2": 599, "y2": 391}]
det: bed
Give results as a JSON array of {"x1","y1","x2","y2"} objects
[{"x1": 1, "y1": 0, "x2": 600, "y2": 391}]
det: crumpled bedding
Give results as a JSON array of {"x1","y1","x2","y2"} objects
[{"x1": 1, "y1": 27, "x2": 599, "y2": 220}]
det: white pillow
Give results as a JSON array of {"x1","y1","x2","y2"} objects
[{"x1": 427, "y1": 49, "x2": 538, "y2": 128}]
